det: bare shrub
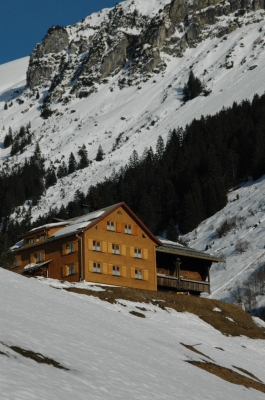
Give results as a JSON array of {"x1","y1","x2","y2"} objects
[
  {"x1": 216, "y1": 217, "x2": 237, "y2": 237},
  {"x1": 235, "y1": 239, "x2": 250, "y2": 253},
  {"x1": 216, "y1": 216, "x2": 246, "y2": 238}
]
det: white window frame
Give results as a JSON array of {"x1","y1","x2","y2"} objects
[
  {"x1": 93, "y1": 241, "x2": 101, "y2": 251},
  {"x1": 134, "y1": 248, "x2": 142, "y2": 259},
  {"x1": 107, "y1": 221, "x2": 115, "y2": 231},
  {"x1": 68, "y1": 263, "x2": 75, "y2": 275},
  {"x1": 125, "y1": 224, "x2": 132, "y2": 234},
  {"x1": 112, "y1": 244, "x2": 120, "y2": 255},
  {"x1": 112, "y1": 266, "x2": 121, "y2": 276},
  {"x1": 93, "y1": 262, "x2": 101, "y2": 273},
  {"x1": 135, "y1": 270, "x2": 143, "y2": 280}
]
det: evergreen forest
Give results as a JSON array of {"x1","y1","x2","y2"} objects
[{"x1": 1, "y1": 92, "x2": 265, "y2": 251}]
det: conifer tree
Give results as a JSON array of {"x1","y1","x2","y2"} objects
[
  {"x1": 96, "y1": 145, "x2": 104, "y2": 162},
  {"x1": 166, "y1": 219, "x2": 179, "y2": 242},
  {"x1": 156, "y1": 135, "x2": 165, "y2": 162},
  {"x1": 183, "y1": 70, "x2": 203, "y2": 101},
  {"x1": 57, "y1": 161, "x2": 68, "y2": 178},
  {"x1": 78, "y1": 144, "x2": 89, "y2": 169},
  {"x1": 68, "y1": 152, "x2": 77, "y2": 174}
]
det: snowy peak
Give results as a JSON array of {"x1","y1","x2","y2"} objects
[{"x1": 26, "y1": 0, "x2": 265, "y2": 100}]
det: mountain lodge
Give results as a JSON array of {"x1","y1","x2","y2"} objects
[{"x1": 12, "y1": 202, "x2": 225, "y2": 293}]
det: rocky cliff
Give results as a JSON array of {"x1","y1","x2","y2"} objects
[{"x1": 26, "y1": 0, "x2": 265, "y2": 104}]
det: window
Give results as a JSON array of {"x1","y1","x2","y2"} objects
[
  {"x1": 125, "y1": 224, "x2": 132, "y2": 234},
  {"x1": 135, "y1": 270, "x2": 143, "y2": 280},
  {"x1": 93, "y1": 241, "x2": 101, "y2": 251},
  {"x1": 68, "y1": 263, "x2": 75, "y2": 275},
  {"x1": 28, "y1": 238, "x2": 35, "y2": 244},
  {"x1": 93, "y1": 262, "x2": 101, "y2": 273},
  {"x1": 112, "y1": 244, "x2": 120, "y2": 255},
  {"x1": 134, "y1": 248, "x2": 142, "y2": 258},
  {"x1": 67, "y1": 243, "x2": 75, "y2": 254},
  {"x1": 38, "y1": 234, "x2": 46, "y2": 241},
  {"x1": 36, "y1": 252, "x2": 43, "y2": 263},
  {"x1": 107, "y1": 221, "x2": 115, "y2": 231},
  {"x1": 14, "y1": 257, "x2": 19, "y2": 267},
  {"x1": 112, "y1": 266, "x2": 121, "y2": 276}
]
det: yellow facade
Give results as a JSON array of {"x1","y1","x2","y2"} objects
[
  {"x1": 83, "y1": 206, "x2": 157, "y2": 291},
  {"x1": 13, "y1": 203, "x2": 160, "y2": 291}
]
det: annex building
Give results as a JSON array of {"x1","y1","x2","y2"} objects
[{"x1": 12, "y1": 202, "x2": 225, "y2": 293}]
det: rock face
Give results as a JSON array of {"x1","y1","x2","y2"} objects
[{"x1": 26, "y1": 0, "x2": 265, "y2": 100}]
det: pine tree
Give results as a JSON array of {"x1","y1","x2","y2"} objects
[
  {"x1": 183, "y1": 70, "x2": 203, "y2": 101},
  {"x1": 57, "y1": 161, "x2": 68, "y2": 178},
  {"x1": 4, "y1": 103, "x2": 7, "y2": 110},
  {"x1": 68, "y1": 152, "x2": 77, "y2": 174},
  {"x1": 156, "y1": 135, "x2": 165, "y2": 163},
  {"x1": 166, "y1": 219, "x2": 179, "y2": 242},
  {"x1": 96, "y1": 145, "x2": 104, "y2": 162},
  {"x1": 78, "y1": 144, "x2": 89, "y2": 169},
  {"x1": 45, "y1": 166, "x2": 57, "y2": 188}
]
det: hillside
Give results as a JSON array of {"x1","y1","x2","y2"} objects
[
  {"x1": 1, "y1": 267, "x2": 265, "y2": 399},
  {"x1": 1, "y1": 1, "x2": 265, "y2": 222},
  {"x1": 184, "y1": 174, "x2": 265, "y2": 312}
]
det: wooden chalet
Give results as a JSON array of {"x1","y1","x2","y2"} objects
[{"x1": 12, "y1": 202, "x2": 225, "y2": 293}]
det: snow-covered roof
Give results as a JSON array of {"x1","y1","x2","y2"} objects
[
  {"x1": 156, "y1": 240, "x2": 225, "y2": 263},
  {"x1": 30, "y1": 221, "x2": 71, "y2": 232}
]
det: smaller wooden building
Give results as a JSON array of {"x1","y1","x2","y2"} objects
[{"x1": 156, "y1": 240, "x2": 225, "y2": 294}]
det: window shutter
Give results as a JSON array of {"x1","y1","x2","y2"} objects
[
  {"x1": 102, "y1": 220, "x2": 107, "y2": 230},
  {"x1": 121, "y1": 266, "x2": 127, "y2": 277},
  {"x1": 74, "y1": 262, "x2": 78, "y2": 274},
  {"x1": 108, "y1": 242, "x2": 112, "y2": 253},
  {"x1": 14, "y1": 255, "x2": 22, "y2": 268},
  {"x1": 121, "y1": 245, "x2": 126, "y2": 256},
  {"x1": 74, "y1": 241, "x2": 78, "y2": 252},
  {"x1": 62, "y1": 244, "x2": 67, "y2": 255},
  {"x1": 133, "y1": 225, "x2": 138, "y2": 236},
  {"x1": 130, "y1": 246, "x2": 134, "y2": 258},
  {"x1": 88, "y1": 239, "x2": 93, "y2": 250},
  {"x1": 103, "y1": 263, "x2": 108, "y2": 274},
  {"x1": 143, "y1": 249, "x2": 148, "y2": 260},
  {"x1": 117, "y1": 222, "x2": 123, "y2": 233},
  {"x1": 88, "y1": 261, "x2": 93, "y2": 272},
  {"x1": 102, "y1": 241, "x2": 107, "y2": 252},
  {"x1": 108, "y1": 264, "x2": 113, "y2": 275},
  {"x1": 30, "y1": 253, "x2": 35, "y2": 263},
  {"x1": 130, "y1": 267, "x2": 135, "y2": 279},
  {"x1": 62, "y1": 266, "x2": 68, "y2": 278},
  {"x1": 143, "y1": 269, "x2": 149, "y2": 281}
]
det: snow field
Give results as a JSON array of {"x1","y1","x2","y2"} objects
[{"x1": 1, "y1": 268, "x2": 265, "y2": 399}]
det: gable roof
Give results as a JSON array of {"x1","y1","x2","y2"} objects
[
  {"x1": 14, "y1": 202, "x2": 161, "y2": 251},
  {"x1": 156, "y1": 239, "x2": 225, "y2": 263}
]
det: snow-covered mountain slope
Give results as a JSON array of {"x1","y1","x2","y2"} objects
[
  {"x1": 1, "y1": 1, "x2": 265, "y2": 222},
  {"x1": 0, "y1": 57, "x2": 28, "y2": 93},
  {"x1": 184, "y1": 174, "x2": 265, "y2": 306},
  {"x1": 1, "y1": 267, "x2": 265, "y2": 399}
]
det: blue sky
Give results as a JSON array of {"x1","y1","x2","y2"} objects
[{"x1": 0, "y1": 0, "x2": 125, "y2": 65}]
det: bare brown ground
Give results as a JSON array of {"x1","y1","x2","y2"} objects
[
  {"x1": 180, "y1": 343, "x2": 214, "y2": 360},
  {"x1": 232, "y1": 366, "x2": 263, "y2": 382},
  {"x1": 188, "y1": 361, "x2": 265, "y2": 394},
  {"x1": 65, "y1": 286, "x2": 265, "y2": 338}
]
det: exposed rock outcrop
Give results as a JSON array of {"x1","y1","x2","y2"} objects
[{"x1": 26, "y1": 0, "x2": 265, "y2": 101}]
